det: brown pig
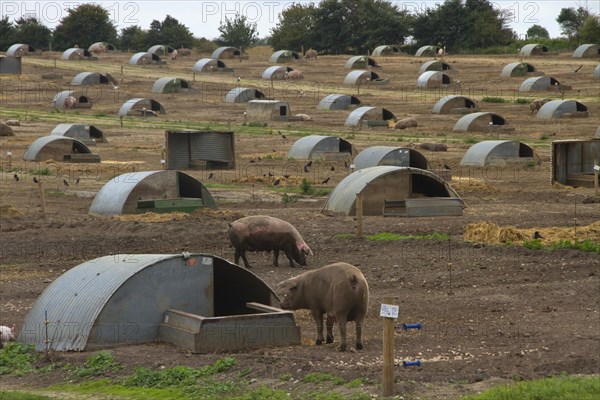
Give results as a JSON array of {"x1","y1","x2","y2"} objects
[
  {"x1": 278, "y1": 262, "x2": 369, "y2": 351},
  {"x1": 228, "y1": 215, "x2": 312, "y2": 268}
]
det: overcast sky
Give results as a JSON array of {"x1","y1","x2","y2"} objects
[{"x1": 2, "y1": 1, "x2": 598, "y2": 40}]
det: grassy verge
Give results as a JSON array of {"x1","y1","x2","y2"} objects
[
  {"x1": 0, "y1": 393, "x2": 53, "y2": 400},
  {"x1": 462, "y1": 375, "x2": 600, "y2": 400},
  {"x1": 522, "y1": 239, "x2": 600, "y2": 253}
]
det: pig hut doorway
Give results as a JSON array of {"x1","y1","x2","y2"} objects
[{"x1": 19, "y1": 253, "x2": 300, "y2": 352}]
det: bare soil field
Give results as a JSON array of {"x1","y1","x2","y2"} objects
[{"x1": 0, "y1": 48, "x2": 599, "y2": 399}]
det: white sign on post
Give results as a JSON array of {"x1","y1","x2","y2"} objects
[
  {"x1": 380, "y1": 303, "x2": 399, "y2": 319},
  {"x1": 594, "y1": 165, "x2": 600, "y2": 171}
]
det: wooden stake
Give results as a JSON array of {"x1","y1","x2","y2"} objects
[
  {"x1": 356, "y1": 192, "x2": 363, "y2": 237},
  {"x1": 382, "y1": 296, "x2": 396, "y2": 397},
  {"x1": 38, "y1": 181, "x2": 46, "y2": 218},
  {"x1": 594, "y1": 159, "x2": 598, "y2": 196}
]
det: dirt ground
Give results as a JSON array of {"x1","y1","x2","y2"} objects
[{"x1": 0, "y1": 48, "x2": 599, "y2": 399}]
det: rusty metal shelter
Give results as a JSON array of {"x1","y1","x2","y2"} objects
[
  {"x1": 460, "y1": 140, "x2": 539, "y2": 167},
  {"x1": 432, "y1": 95, "x2": 479, "y2": 114},
  {"x1": 552, "y1": 139, "x2": 600, "y2": 188},
  {"x1": 22, "y1": 136, "x2": 99, "y2": 163},
  {"x1": 246, "y1": 100, "x2": 290, "y2": 121},
  {"x1": 50, "y1": 123, "x2": 106, "y2": 145},
  {"x1": 322, "y1": 166, "x2": 464, "y2": 217},
  {"x1": 118, "y1": 98, "x2": 166, "y2": 116},
  {"x1": 287, "y1": 135, "x2": 354, "y2": 160},
  {"x1": 536, "y1": 100, "x2": 589, "y2": 119},
  {"x1": 90, "y1": 170, "x2": 216, "y2": 215},
  {"x1": 18, "y1": 253, "x2": 300, "y2": 352},
  {"x1": 0, "y1": 56, "x2": 21, "y2": 74},
  {"x1": 500, "y1": 62, "x2": 539, "y2": 77},
  {"x1": 165, "y1": 130, "x2": 235, "y2": 170},
  {"x1": 353, "y1": 146, "x2": 428, "y2": 170}
]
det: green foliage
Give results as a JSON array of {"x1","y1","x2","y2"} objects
[
  {"x1": 549, "y1": 239, "x2": 600, "y2": 253},
  {"x1": 462, "y1": 375, "x2": 600, "y2": 400},
  {"x1": 146, "y1": 15, "x2": 195, "y2": 49},
  {"x1": 300, "y1": 177, "x2": 313, "y2": 194},
  {"x1": 522, "y1": 239, "x2": 543, "y2": 250},
  {"x1": 514, "y1": 98, "x2": 530, "y2": 104},
  {"x1": 119, "y1": 25, "x2": 148, "y2": 52},
  {"x1": 0, "y1": 392, "x2": 52, "y2": 400},
  {"x1": 281, "y1": 193, "x2": 297, "y2": 204},
  {"x1": 464, "y1": 137, "x2": 478, "y2": 144},
  {"x1": 0, "y1": 343, "x2": 37, "y2": 376},
  {"x1": 0, "y1": 16, "x2": 16, "y2": 51},
  {"x1": 556, "y1": 7, "x2": 591, "y2": 39},
  {"x1": 13, "y1": 17, "x2": 52, "y2": 50},
  {"x1": 217, "y1": 13, "x2": 258, "y2": 51},
  {"x1": 73, "y1": 351, "x2": 122, "y2": 378},
  {"x1": 269, "y1": 3, "x2": 317, "y2": 51},
  {"x1": 526, "y1": 24, "x2": 550, "y2": 39},
  {"x1": 52, "y1": 4, "x2": 117, "y2": 50},
  {"x1": 578, "y1": 15, "x2": 600, "y2": 43},
  {"x1": 244, "y1": 121, "x2": 268, "y2": 127},
  {"x1": 29, "y1": 167, "x2": 52, "y2": 176},
  {"x1": 482, "y1": 97, "x2": 508, "y2": 103},
  {"x1": 302, "y1": 372, "x2": 345, "y2": 385}
]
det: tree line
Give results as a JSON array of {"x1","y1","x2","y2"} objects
[{"x1": 1, "y1": 1, "x2": 598, "y2": 54}]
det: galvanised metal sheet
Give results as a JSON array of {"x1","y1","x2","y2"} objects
[
  {"x1": 89, "y1": 170, "x2": 160, "y2": 215},
  {"x1": 190, "y1": 132, "x2": 234, "y2": 165},
  {"x1": 166, "y1": 132, "x2": 190, "y2": 170},
  {"x1": 224, "y1": 87, "x2": 263, "y2": 103},
  {"x1": 354, "y1": 146, "x2": 427, "y2": 170},
  {"x1": 537, "y1": 100, "x2": 586, "y2": 119},
  {"x1": 287, "y1": 135, "x2": 337, "y2": 160},
  {"x1": 6, "y1": 43, "x2": 35, "y2": 56},
  {"x1": 572, "y1": 44, "x2": 598, "y2": 58},
  {"x1": 460, "y1": 140, "x2": 524, "y2": 167},
  {"x1": 22, "y1": 136, "x2": 90, "y2": 161}
]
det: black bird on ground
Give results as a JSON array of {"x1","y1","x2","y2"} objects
[
  {"x1": 321, "y1": 177, "x2": 330, "y2": 184},
  {"x1": 208, "y1": 172, "x2": 214, "y2": 179},
  {"x1": 13, "y1": 174, "x2": 19, "y2": 182},
  {"x1": 282, "y1": 134, "x2": 287, "y2": 139},
  {"x1": 268, "y1": 171, "x2": 273, "y2": 177},
  {"x1": 304, "y1": 165, "x2": 311, "y2": 173},
  {"x1": 76, "y1": 177, "x2": 80, "y2": 185},
  {"x1": 273, "y1": 179, "x2": 281, "y2": 186},
  {"x1": 33, "y1": 177, "x2": 39, "y2": 184},
  {"x1": 63, "y1": 179, "x2": 69, "y2": 187},
  {"x1": 344, "y1": 161, "x2": 349, "y2": 168},
  {"x1": 283, "y1": 174, "x2": 290, "y2": 179},
  {"x1": 444, "y1": 164, "x2": 451, "y2": 169},
  {"x1": 330, "y1": 165, "x2": 335, "y2": 171},
  {"x1": 278, "y1": 130, "x2": 282, "y2": 135},
  {"x1": 533, "y1": 231, "x2": 543, "y2": 239}
]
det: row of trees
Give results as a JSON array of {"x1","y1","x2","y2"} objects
[{"x1": 1, "y1": 1, "x2": 598, "y2": 54}]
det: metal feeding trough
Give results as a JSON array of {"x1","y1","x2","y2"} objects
[{"x1": 19, "y1": 253, "x2": 300, "y2": 353}]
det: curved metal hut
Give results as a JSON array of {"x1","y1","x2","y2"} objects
[
  {"x1": 536, "y1": 100, "x2": 589, "y2": 119},
  {"x1": 211, "y1": 47, "x2": 242, "y2": 59},
  {"x1": 345, "y1": 106, "x2": 396, "y2": 127},
  {"x1": 572, "y1": 44, "x2": 599, "y2": 58},
  {"x1": 343, "y1": 70, "x2": 387, "y2": 85},
  {"x1": 52, "y1": 90, "x2": 92, "y2": 110},
  {"x1": 452, "y1": 112, "x2": 509, "y2": 132},
  {"x1": 287, "y1": 135, "x2": 354, "y2": 160},
  {"x1": 6, "y1": 43, "x2": 37, "y2": 56},
  {"x1": 519, "y1": 76, "x2": 561, "y2": 91},
  {"x1": 322, "y1": 166, "x2": 464, "y2": 216},
  {"x1": 519, "y1": 44, "x2": 549, "y2": 56},
  {"x1": 353, "y1": 146, "x2": 428, "y2": 170},
  {"x1": 224, "y1": 87, "x2": 265, "y2": 103},
  {"x1": 87, "y1": 42, "x2": 117, "y2": 52},
  {"x1": 89, "y1": 170, "x2": 216, "y2": 215},
  {"x1": 60, "y1": 48, "x2": 94, "y2": 60},
  {"x1": 70, "y1": 72, "x2": 110, "y2": 86},
  {"x1": 318, "y1": 94, "x2": 362, "y2": 110},
  {"x1": 595, "y1": 64, "x2": 600, "y2": 79},
  {"x1": 118, "y1": 98, "x2": 166, "y2": 116},
  {"x1": 372, "y1": 45, "x2": 402, "y2": 56},
  {"x1": 432, "y1": 95, "x2": 479, "y2": 114},
  {"x1": 148, "y1": 44, "x2": 174, "y2": 56},
  {"x1": 261, "y1": 65, "x2": 293, "y2": 80},
  {"x1": 50, "y1": 123, "x2": 106, "y2": 144},
  {"x1": 22, "y1": 136, "x2": 97, "y2": 162},
  {"x1": 415, "y1": 45, "x2": 440, "y2": 57},
  {"x1": 418, "y1": 60, "x2": 452, "y2": 74},
  {"x1": 129, "y1": 52, "x2": 162, "y2": 65},
  {"x1": 345, "y1": 56, "x2": 379, "y2": 69},
  {"x1": 192, "y1": 58, "x2": 229, "y2": 72},
  {"x1": 500, "y1": 62, "x2": 538, "y2": 77},
  {"x1": 460, "y1": 140, "x2": 539, "y2": 167},
  {"x1": 269, "y1": 50, "x2": 300, "y2": 63},
  {"x1": 417, "y1": 71, "x2": 452, "y2": 88},
  {"x1": 18, "y1": 253, "x2": 300, "y2": 352},
  {"x1": 151, "y1": 77, "x2": 193, "y2": 93}
]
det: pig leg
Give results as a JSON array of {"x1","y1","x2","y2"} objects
[
  {"x1": 325, "y1": 315, "x2": 335, "y2": 344},
  {"x1": 273, "y1": 249, "x2": 279, "y2": 267},
  {"x1": 355, "y1": 316, "x2": 364, "y2": 350},
  {"x1": 311, "y1": 309, "x2": 325, "y2": 345},
  {"x1": 237, "y1": 249, "x2": 252, "y2": 268},
  {"x1": 284, "y1": 246, "x2": 296, "y2": 268},
  {"x1": 336, "y1": 313, "x2": 348, "y2": 352}
]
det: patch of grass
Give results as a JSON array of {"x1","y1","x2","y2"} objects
[
  {"x1": 93, "y1": 113, "x2": 108, "y2": 117},
  {"x1": 302, "y1": 372, "x2": 345, "y2": 385},
  {"x1": 464, "y1": 137, "x2": 478, "y2": 144},
  {"x1": 281, "y1": 193, "x2": 297, "y2": 203},
  {"x1": 522, "y1": 239, "x2": 543, "y2": 250},
  {"x1": 0, "y1": 343, "x2": 38, "y2": 376},
  {"x1": 279, "y1": 372, "x2": 293, "y2": 382},
  {"x1": 262, "y1": 154, "x2": 285, "y2": 160},
  {"x1": 203, "y1": 183, "x2": 241, "y2": 189},
  {"x1": 72, "y1": 351, "x2": 123, "y2": 378},
  {"x1": 244, "y1": 121, "x2": 267, "y2": 127},
  {"x1": 461, "y1": 375, "x2": 600, "y2": 400},
  {"x1": 0, "y1": 392, "x2": 52, "y2": 400},
  {"x1": 540, "y1": 134, "x2": 550, "y2": 140},
  {"x1": 300, "y1": 177, "x2": 313, "y2": 194},
  {"x1": 548, "y1": 239, "x2": 600, "y2": 253},
  {"x1": 481, "y1": 97, "x2": 508, "y2": 103},
  {"x1": 514, "y1": 98, "x2": 530, "y2": 104},
  {"x1": 46, "y1": 190, "x2": 66, "y2": 197},
  {"x1": 29, "y1": 167, "x2": 52, "y2": 176}
]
